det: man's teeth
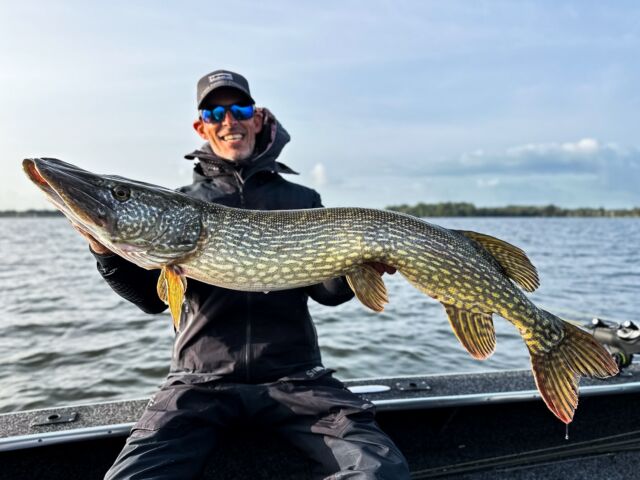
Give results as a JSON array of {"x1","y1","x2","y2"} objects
[{"x1": 222, "y1": 134, "x2": 244, "y2": 141}]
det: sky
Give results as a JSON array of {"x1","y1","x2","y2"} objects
[{"x1": 1, "y1": 0, "x2": 639, "y2": 210}]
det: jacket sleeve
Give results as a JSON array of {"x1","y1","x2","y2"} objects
[
  {"x1": 91, "y1": 249, "x2": 167, "y2": 314},
  {"x1": 306, "y1": 276, "x2": 355, "y2": 306},
  {"x1": 304, "y1": 192, "x2": 355, "y2": 306}
]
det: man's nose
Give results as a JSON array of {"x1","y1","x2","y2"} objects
[{"x1": 221, "y1": 110, "x2": 238, "y2": 126}]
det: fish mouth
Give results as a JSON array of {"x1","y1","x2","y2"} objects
[
  {"x1": 23, "y1": 159, "x2": 58, "y2": 201},
  {"x1": 22, "y1": 158, "x2": 113, "y2": 231}
]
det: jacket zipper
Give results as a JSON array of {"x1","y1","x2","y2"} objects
[
  {"x1": 245, "y1": 292, "x2": 252, "y2": 382},
  {"x1": 236, "y1": 176, "x2": 252, "y2": 382},
  {"x1": 233, "y1": 170, "x2": 245, "y2": 207}
]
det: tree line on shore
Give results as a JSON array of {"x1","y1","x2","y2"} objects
[
  {"x1": 2, "y1": 203, "x2": 640, "y2": 218},
  {"x1": 0, "y1": 209, "x2": 63, "y2": 218},
  {"x1": 386, "y1": 202, "x2": 640, "y2": 217}
]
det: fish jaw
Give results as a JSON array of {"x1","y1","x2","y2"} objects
[
  {"x1": 23, "y1": 158, "x2": 75, "y2": 218},
  {"x1": 23, "y1": 158, "x2": 114, "y2": 232}
]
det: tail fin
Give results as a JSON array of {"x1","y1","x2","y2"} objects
[{"x1": 529, "y1": 312, "x2": 618, "y2": 424}]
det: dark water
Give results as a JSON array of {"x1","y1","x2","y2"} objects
[{"x1": 0, "y1": 217, "x2": 637, "y2": 413}]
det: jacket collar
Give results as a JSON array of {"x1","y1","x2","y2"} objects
[{"x1": 184, "y1": 108, "x2": 297, "y2": 182}]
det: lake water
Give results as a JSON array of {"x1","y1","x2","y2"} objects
[{"x1": 0, "y1": 217, "x2": 637, "y2": 413}]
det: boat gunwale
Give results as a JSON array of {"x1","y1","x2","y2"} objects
[{"x1": 3, "y1": 379, "x2": 640, "y2": 453}]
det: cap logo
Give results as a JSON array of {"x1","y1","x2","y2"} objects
[{"x1": 208, "y1": 72, "x2": 234, "y2": 83}]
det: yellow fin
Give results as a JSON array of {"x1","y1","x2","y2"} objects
[
  {"x1": 156, "y1": 269, "x2": 169, "y2": 304},
  {"x1": 346, "y1": 265, "x2": 389, "y2": 312},
  {"x1": 157, "y1": 266, "x2": 187, "y2": 331},
  {"x1": 530, "y1": 316, "x2": 618, "y2": 424},
  {"x1": 443, "y1": 304, "x2": 496, "y2": 360},
  {"x1": 454, "y1": 230, "x2": 540, "y2": 292}
]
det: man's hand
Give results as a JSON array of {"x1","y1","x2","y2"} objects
[
  {"x1": 71, "y1": 223, "x2": 113, "y2": 255},
  {"x1": 367, "y1": 262, "x2": 397, "y2": 276}
]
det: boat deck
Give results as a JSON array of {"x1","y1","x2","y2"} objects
[{"x1": 2, "y1": 366, "x2": 640, "y2": 478}]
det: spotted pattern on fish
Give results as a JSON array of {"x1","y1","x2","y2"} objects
[{"x1": 179, "y1": 205, "x2": 562, "y2": 355}]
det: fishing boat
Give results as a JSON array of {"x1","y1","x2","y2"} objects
[{"x1": 2, "y1": 319, "x2": 640, "y2": 479}]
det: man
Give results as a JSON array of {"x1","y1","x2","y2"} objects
[{"x1": 81, "y1": 70, "x2": 410, "y2": 479}]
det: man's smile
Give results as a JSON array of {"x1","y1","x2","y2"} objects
[{"x1": 219, "y1": 133, "x2": 245, "y2": 142}]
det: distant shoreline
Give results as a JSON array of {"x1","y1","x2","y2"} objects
[
  {"x1": 387, "y1": 202, "x2": 640, "y2": 217},
  {"x1": 2, "y1": 203, "x2": 640, "y2": 218},
  {"x1": 0, "y1": 209, "x2": 63, "y2": 218}
]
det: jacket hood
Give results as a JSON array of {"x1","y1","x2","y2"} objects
[{"x1": 184, "y1": 108, "x2": 297, "y2": 181}]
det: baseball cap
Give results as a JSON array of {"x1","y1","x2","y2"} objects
[{"x1": 196, "y1": 69, "x2": 255, "y2": 108}]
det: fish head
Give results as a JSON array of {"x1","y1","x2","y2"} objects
[{"x1": 23, "y1": 158, "x2": 203, "y2": 268}]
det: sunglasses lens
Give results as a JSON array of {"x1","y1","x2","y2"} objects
[
  {"x1": 230, "y1": 105, "x2": 254, "y2": 121},
  {"x1": 211, "y1": 106, "x2": 227, "y2": 122},
  {"x1": 200, "y1": 109, "x2": 212, "y2": 123}
]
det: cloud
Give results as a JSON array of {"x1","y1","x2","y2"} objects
[
  {"x1": 476, "y1": 178, "x2": 500, "y2": 188},
  {"x1": 504, "y1": 137, "x2": 600, "y2": 160},
  {"x1": 347, "y1": 137, "x2": 639, "y2": 208},
  {"x1": 421, "y1": 138, "x2": 640, "y2": 178},
  {"x1": 311, "y1": 163, "x2": 327, "y2": 187}
]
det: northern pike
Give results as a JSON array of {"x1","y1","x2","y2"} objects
[{"x1": 23, "y1": 157, "x2": 618, "y2": 424}]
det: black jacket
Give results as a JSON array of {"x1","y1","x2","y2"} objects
[{"x1": 93, "y1": 110, "x2": 354, "y2": 383}]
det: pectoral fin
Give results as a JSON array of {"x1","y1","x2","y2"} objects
[
  {"x1": 346, "y1": 265, "x2": 389, "y2": 312},
  {"x1": 443, "y1": 304, "x2": 496, "y2": 359},
  {"x1": 157, "y1": 266, "x2": 187, "y2": 331}
]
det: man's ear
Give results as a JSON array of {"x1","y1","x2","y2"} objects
[
  {"x1": 193, "y1": 119, "x2": 208, "y2": 140},
  {"x1": 253, "y1": 108, "x2": 264, "y2": 134}
]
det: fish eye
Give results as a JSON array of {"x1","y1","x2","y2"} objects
[{"x1": 112, "y1": 185, "x2": 131, "y2": 202}]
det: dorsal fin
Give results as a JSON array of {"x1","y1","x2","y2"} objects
[{"x1": 454, "y1": 230, "x2": 540, "y2": 292}]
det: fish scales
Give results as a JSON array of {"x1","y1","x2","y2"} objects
[
  {"x1": 187, "y1": 207, "x2": 387, "y2": 290},
  {"x1": 102, "y1": 192, "x2": 576, "y2": 350},
  {"x1": 22, "y1": 157, "x2": 618, "y2": 424},
  {"x1": 188, "y1": 206, "x2": 533, "y2": 322}
]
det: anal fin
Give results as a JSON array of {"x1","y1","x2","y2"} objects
[
  {"x1": 346, "y1": 265, "x2": 389, "y2": 312},
  {"x1": 443, "y1": 304, "x2": 496, "y2": 359},
  {"x1": 157, "y1": 266, "x2": 187, "y2": 331}
]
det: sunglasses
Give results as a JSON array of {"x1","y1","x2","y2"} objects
[{"x1": 200, "y1": 104, "x2": 255, "y2": 123}]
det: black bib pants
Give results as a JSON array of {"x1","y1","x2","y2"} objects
[{"x1": 104, "y1": 371, "x2": 410, "y2": 479}]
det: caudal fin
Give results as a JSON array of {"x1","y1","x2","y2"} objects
[{"x1": 529, "y1": 313, "x2": 618, "y2": 424}]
